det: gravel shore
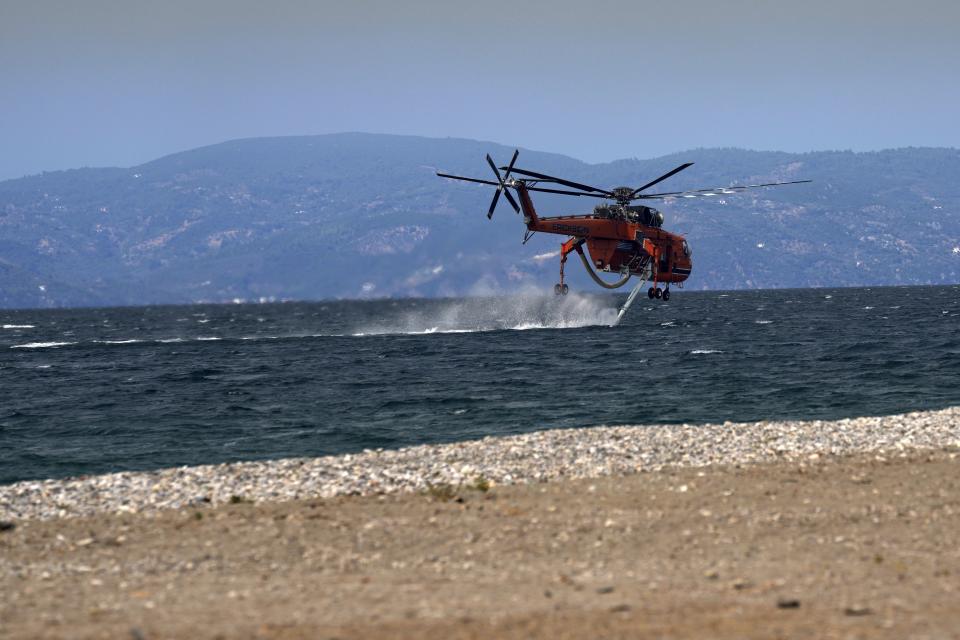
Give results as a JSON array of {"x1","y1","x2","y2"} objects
[{"x1": 3, "y1": 406, "x2": 959, "y2": 521}]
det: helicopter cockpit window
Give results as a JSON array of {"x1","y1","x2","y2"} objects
[{"x1": 682, "y1": 239, "x2": 692, "y2": 257}]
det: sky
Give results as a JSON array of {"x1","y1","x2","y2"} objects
[{"x1": 1, "y1": 0, "x2": 958, "y2": 180}]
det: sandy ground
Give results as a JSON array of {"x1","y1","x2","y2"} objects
[{"x1": 3, "y1": 448, "x2": 960, "y2": 639}]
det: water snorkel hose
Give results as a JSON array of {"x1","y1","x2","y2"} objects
[{"x1": 576, "y1": 249, "x2": 632, "y2": 289}]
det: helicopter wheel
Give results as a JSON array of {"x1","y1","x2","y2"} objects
[
  {"x1": 662, "y1": 289, "x2": 671, "y2": 302},
  {"x1": 561, "y1": 283, "x2": 569, "y2": 296},
  {"x1": 554, "y1": 283, "x2": 562, "y2": 296},
  {"x1": 654, "y1": 287, "x2": 663, "y2": 299},
  {"x1": 647, "y1": 287, "x2": 656, "y2": 299}
]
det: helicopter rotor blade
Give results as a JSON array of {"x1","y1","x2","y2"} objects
[
  {"x1": 501, "y1": 167, "x2": 614, "y2": 196},
  {"x1": 487, "y1": 188, "x2": 502, "y2": 219},
  {"x1": 484, "y1": 153, "x2": 512, "y2": 218},
  {"x1": 486, "y1": 154, "x2": 503, "y2": 183},
  {"x1": 436, "y1": 170, "x2": 511, "y2": 218},
  {"x1": 742, "y1": 180, "x2": 813, "y2": 188},
  {"x1": 503, "y1": 149, "x2": 520, "y2": 177},
  {"x1": 636, "y1": 179, "x2": 812, "y2": 200},
  {"x1": 436, "y1": 172, "x2": 501, "y2": 187},
  {"x1": 437, "y1": 152, "x2": 523, "y2": 219},
  {"x1": 501, "y1": 150, "x2": 521, "y2": 213},
  {"x1": 503, "y1": 186, "x2": 520, "y2": 213},
  {"x1": 523, "y1": 185, "x2": 612, "y2": 198},
  {"x1": 629, "y1": 163, "x2": 694, "y2": 198}
]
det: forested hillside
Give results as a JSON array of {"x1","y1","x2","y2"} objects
[{"x1": 1, "y1": 133, "x2": 957, "y2": 308}]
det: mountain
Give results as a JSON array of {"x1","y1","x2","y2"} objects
[{"x1": 1, "y1": 133, "x2": 958, "y2": 308}]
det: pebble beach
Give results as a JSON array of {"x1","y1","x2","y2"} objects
[{"x1": 3, "y1": 406, "x2": 959, "y2": 521}]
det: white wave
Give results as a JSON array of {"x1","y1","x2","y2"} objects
[
  {"x1": 159, "y1": 336, "x2": 227, "y2": 343},
  {"x1": 11, "y1": 341, "x2": 76, "y2": 349},
  {"x1": 689, "y1": 349, "x2": 723, "y2": 354},
  {"x1": 3, "y1": 324, "x2": 35, "y2": 329},
  {"x1": 97, "y1": 339, "x2": 143, "y2": 345},
  {"x1": 352, "y1": 326, "x2": 484, "y2": 336},
  {"x1": 354, "y1": 292, "x2": 618, "y2": 336},
  {"x1": 511, "y1": 322, "x2": 553, "y2": 331},
  {"x1": 755, "y1": 320, "x2": 774, "y2": 324}
]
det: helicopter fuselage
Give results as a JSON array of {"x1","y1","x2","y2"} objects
[
  {"x1": 436, "y1": 150, "x2": 808, "y2": 298},
  {"x1": 516, "y1": 182, "x2": 692, "y2": 284}
]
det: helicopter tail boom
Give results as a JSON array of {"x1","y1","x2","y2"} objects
[{"x1": 514, "y1": 182, "x2": 540, "y2": 227}]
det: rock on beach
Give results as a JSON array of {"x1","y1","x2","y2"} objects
[{"x1": 1, "y1": 407, "x2": 958, "y2": 521}]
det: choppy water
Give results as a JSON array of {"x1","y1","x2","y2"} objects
[{"x1": 1, "y1": 285, "x2": 959, "y2": 484}]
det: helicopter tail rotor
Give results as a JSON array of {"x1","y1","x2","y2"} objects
[
  {"x1": 435, "y1": 151, "x2": 522, "y2": 220},
  {"x1": 485, "y1": 150, "x2": 520, "y2": 218}
]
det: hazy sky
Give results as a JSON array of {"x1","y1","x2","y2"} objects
[{"x1": 1, "y1": 0, "x2": 958, "y2": 180}]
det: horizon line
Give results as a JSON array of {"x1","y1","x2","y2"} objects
[{"x1": 3, "y1": 132, "x2": 958, "y2": 182}]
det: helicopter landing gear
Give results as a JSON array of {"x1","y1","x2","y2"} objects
[
  {"x1": 648, "y1": 286, "x2": 669, "y2": 300},
  {"x1": 555, "y1": 237, "x2": 584, "y2": 296},
  {"x1": 555, "y1": 262, "x2": 569, "y2": 296}
]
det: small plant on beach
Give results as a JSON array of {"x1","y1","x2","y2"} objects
[
  {"x1": 424, "y1": 483, "x2": 458, "y2": 501},
  {"x1": 470, "y1": 475, "x2": 491, "y2": 492},
  {"x1": 229, "y1": 495, "x2": 251, "y2": 505}
]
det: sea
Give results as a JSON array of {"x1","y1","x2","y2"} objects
[{"x1": 1, "y1": 285, "x2": 958, "y2": 485}]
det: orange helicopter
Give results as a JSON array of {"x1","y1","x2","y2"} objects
[{"x1": 438, "y1": 150, "x2": 809, "y2": 302}]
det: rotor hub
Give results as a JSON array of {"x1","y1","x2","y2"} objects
[{"x1": 611, "y1": 187, "x2": 634, "y2": 205}]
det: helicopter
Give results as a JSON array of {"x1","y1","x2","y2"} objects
[{"x1": 437, "y1": 150, "x2": 810, "y2": 302}]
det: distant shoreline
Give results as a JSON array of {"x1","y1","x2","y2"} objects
[{"x1": 2, "y1": 282, "x2": 959, "y2": 313}]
